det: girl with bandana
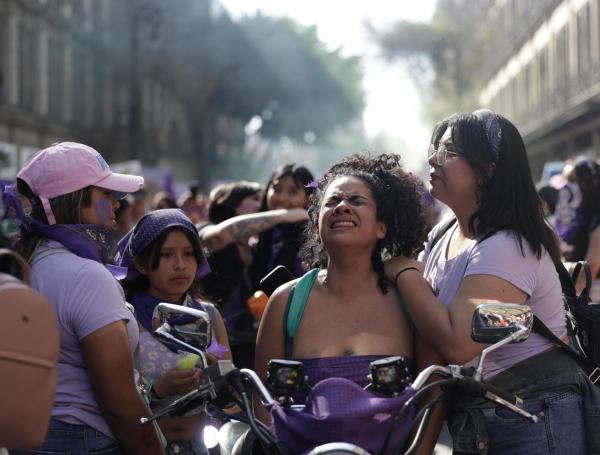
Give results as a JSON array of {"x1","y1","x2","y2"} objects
[
  {"x1": 118, "y1": 209, "x2": 231, "y2": 455},
  {"x1": 8, "y1": 142, "x2": 163, "y2": 454}
]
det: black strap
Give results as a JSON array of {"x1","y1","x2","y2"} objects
[
  {"x1": 429, "y1": 218, "x2": 457, "y2": 251},
  {"x1": 283, "y1": 285, "x2": 296, "y2": 359},
  {"x1": 532, "y1": 315, "x2": 600, "y2": 383}
]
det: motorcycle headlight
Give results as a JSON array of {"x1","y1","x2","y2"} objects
[
  {"x1": 368, "y1": 356, "x2": 412, "y2": 396},
  {"x1": 266, "y1": 359, "x2": 305, "y2": 393}
]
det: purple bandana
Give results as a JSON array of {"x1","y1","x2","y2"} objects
[
  {"x1": 473, "y1": 109, "x2": 502, "y2": 162},
  {"x1": 116, "y1": 208, "x2": 211, "y2": 280},
  {"x1": 2, "y1": 184, "x2": 124, "y2": 270}
]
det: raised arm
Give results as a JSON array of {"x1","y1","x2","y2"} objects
[{"x1": 199, "y1": 208, "x2": 308, "y2": 253}]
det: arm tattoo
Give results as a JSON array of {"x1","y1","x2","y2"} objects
[{"x1": 230, "y1": 214, "x2": 279, "y2": 243}]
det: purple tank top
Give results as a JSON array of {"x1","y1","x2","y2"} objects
[{"x1": 291, "y1": 354, "x2": 413, "y2": 403}]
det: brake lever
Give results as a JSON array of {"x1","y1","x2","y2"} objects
[
  {"x1": 140, "y1": 382, "x2": 215, "y2": 424},
  {"x1": 484, "y1": 390, "x2": 538, "y2": 423}
]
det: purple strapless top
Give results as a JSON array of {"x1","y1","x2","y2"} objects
[
  {"x1": 271, "y1": 356, "x2": 417, "y2": 455},
  {"x1": 291, "y1": 354, "x2": 414, "y2": 403},
  {"x1": 270, "y1": 355, "x2": 416, "y2": 454}
]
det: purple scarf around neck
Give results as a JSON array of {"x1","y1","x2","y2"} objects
[{"x1": 2, "y1": 184, "x2": 126, "y2": 274}]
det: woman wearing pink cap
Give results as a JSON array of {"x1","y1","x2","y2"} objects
[{"x1": 8, "y1": 143, "x2": 164, "y2": 454}]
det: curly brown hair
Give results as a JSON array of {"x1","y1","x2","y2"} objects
[{"x1": 301, "y1": 153, "x2": 428, "y2": 293}]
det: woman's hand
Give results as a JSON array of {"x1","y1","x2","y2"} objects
[
  {"x1": 384, "y1": 256, "x2": 423, "y2": 284},
  {"x1": 153, "y1": 368, "x2": 202, "y2": 398}
]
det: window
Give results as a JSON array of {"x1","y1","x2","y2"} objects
[
  {"x1": 72, "y1": 47, "x2": 87, "y2": 124},
  {"x1": 577, "y1": 4, "x2": 591, "y2": 75},
  {"x1": 92, "y1": 60, "x2": 105, "y2": 125},
  {"x1": 0, "y1": 14, "x2": 6, "y2": 105},
  {"x1": 18, "y1": 24, "x2": 38, "y2": 111},
  {"x1": 555, "y1": 27, "x2": 569, "y2": 88},
  {"x1": 539, "y1": 47, "x2": 549, "y2": 98},
  {"x1": 48, "y1": 38, "x2": 65, "y2": 119}
]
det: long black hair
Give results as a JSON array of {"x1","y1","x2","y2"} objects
[
  {"x1": 250, "y1": 164, "x2": 314, "y2": 286},
  {"x1": 302, "y1": 153, "x2": 428, "y2": 294},
  {"x1": 432, "y1": 112, "x2": 560, "y2": 263},
  {"x1": 208, "y1": 181, "x2": 263, "y2": 224}
]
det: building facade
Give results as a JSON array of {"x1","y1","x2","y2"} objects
[
  {"x1": 480, "y1": 0, "x2": 600, "y2": 177},
  {"x1": 0, "y1": 0, "x2": 195, "y2": 182}
]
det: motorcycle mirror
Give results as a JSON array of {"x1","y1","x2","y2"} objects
[
  {"x1": 471, "y1": 303, "x2": 533, "y2": 344},
  {"x1": 154, "y1": 303, "x2": 212, "y2": 359}
]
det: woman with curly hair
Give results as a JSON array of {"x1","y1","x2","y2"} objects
[{"x1": 254, "y1": 154, "x2": 441, "y2": 452}]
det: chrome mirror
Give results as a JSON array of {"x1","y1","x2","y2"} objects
[
  {"x1": 471, "y1": 303, "x2": 533, "y2": 344},
  {"x1": 154, "y1": 303, "x2": 211, "y2": 366},
  {"x1": 471, "y1": 303, "x2": 533, "y2": 381}
]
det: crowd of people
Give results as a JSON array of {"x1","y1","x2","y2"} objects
[{"x1": 2, "y1": 108, "x2": 599, "y2": 455}]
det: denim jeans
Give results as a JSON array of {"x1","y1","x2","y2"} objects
[
  {"x1": 480, "y1": 383, "x2": 586, "y2": 454},
  {"x1": 447, "y1": 348, "x2": 600, "y2": 455},
  {"x1": 9, "y1": 419, "x2": 124, "y2": 455}
]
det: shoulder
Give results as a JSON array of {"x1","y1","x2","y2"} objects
[{"x1": 471, "y1": 230, "x2": 539, "y2": 264}]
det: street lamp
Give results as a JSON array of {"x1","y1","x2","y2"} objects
[{"x1": 129, "y1": 1, "x2": 161, "y2": 160}]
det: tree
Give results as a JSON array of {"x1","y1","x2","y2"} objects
[
  {"x1": 371, "y1": 0, "x2": 492, "y2": 123},
  {"x1": 142, "y1": 1, "x2": 365, "y2": 184}
]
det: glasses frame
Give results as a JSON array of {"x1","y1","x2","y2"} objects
[{"x1": 428, "y1": 142, "x2": 460, "y2": 166}]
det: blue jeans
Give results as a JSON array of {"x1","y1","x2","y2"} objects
[
  {"x1": 481, "y1": 387, "x2": 586, "y2": 454},
  {"x1": 9, "y1": 419, "x2": 124, "y2": 455},
  {"x1": 447, "y1": 348, "x2": 600, "y2": 454}
]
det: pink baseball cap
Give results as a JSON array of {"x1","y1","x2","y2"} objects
[{"x1": 17, "y1": 142, "x2": 144, "y2": 225}]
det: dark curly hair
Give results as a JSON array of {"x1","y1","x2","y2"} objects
[{"x1": 301, "y1": 153, "x2": 428, "y2": 294}]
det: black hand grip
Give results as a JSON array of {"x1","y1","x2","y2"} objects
[{"x1": 450, "y1": 378, "x2": 521, "y2": 407}]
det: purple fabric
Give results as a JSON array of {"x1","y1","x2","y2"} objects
[
  {"x1": 270, "y1": 377, "x2": 417, "y2": 455},
  {"x1": 116, "y1": 208, "x2": 211, "y2": 280},
  {"x1": 2, "y1": 184, "x2": 124, "y2": 268},
  {"x1": 130, "y1": 291, "x2": 205, "y2": 334},
  {"x1": 290, "y1": 355, "x2": 413, "y2": 404},
  {"x1": 132, "y1": 292, "x2": 229, "y2": 357}
]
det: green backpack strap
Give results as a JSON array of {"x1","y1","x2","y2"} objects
[{"x1": 283, "y1": 269, "x2": 319, "y2": 359}]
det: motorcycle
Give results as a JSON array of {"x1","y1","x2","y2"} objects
[{"x1": 140, "y1": 300, "x2": 537, "y2": 455}]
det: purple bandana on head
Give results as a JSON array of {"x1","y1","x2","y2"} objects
[
  {"x1": 116, "y1": 208, "x2": 211, "y2": 280},
  {"x1": 473, "y1": 109, "x2": 502, "y2": 163}
]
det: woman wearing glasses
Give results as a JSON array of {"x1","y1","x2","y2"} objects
[{"x1": 385, "y1": 110, "x2": 600, "y2": 454}]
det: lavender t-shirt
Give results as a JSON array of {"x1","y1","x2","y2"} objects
[
  {"x1": 31, "y1": 240, "x2": 139, "y2": 438},
  {"x1": 419, "y1": 221, "x2": 566, "y2": 378}
]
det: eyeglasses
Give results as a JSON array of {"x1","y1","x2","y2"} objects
[{"x1": 427, "y1": 142, "x2": 460, "y2": 166}]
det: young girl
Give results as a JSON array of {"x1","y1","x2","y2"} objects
[
  {"x1": 249, "y1": 164, "x2": 314, "y2": 287},
  {"x1": 9, "y1": 142, "x2": 163, "y2": 454},
  {"x1": 118, "y1": 208, "x2": 231, "y2": 455}
]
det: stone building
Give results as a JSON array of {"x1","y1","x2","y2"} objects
[
  {"x1": 0, "y1": 0, "x2": 194, "y2": 183},
  {"x1": 480, "y1": 0, "x2": 600, "y2": 177}
]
